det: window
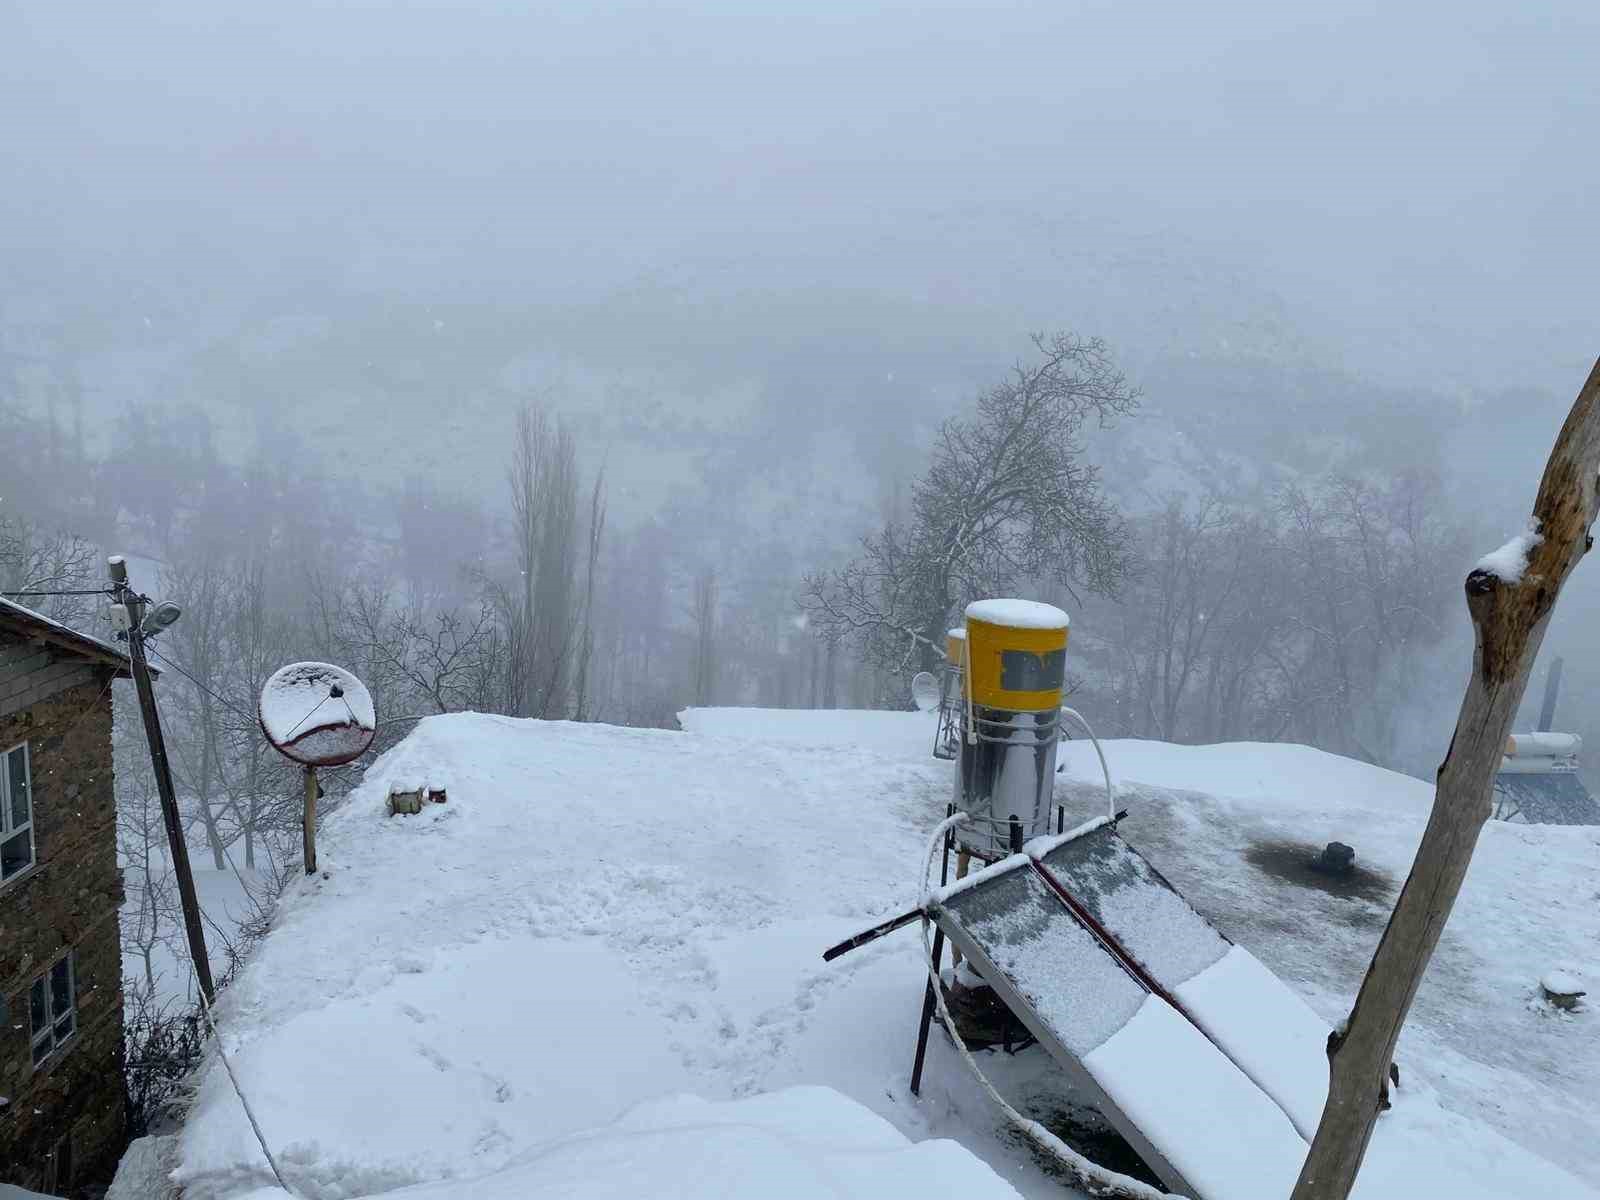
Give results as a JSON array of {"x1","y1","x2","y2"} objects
[
  {"x1": 999, "y1": 648, "x2": 1066, "y2": 693},
  {"x1": 30, "y1": 954, "x2": 75, "y2": 1066},
  {"x1": 0, "y1": 742, "x2": 33, "y2": 882}
]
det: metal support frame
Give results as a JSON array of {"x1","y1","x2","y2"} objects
[{"x1": 909, "y1": 803, "x2": 955, "y2": 1095}]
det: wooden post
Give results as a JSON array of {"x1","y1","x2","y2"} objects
[
  {"x1": 109, "y1": 557, "x2": 216, "y2": 1004},
  {"x1": 303, "y1": 765, "x2": 318, "y2": 875},
  {"x1": 1290, "y1": 358, "x2": 1600, "y2": 1200}
]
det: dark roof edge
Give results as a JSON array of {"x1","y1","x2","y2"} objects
[{"x1": 0, "y1": 596, "x2": 145, "y2": 678}]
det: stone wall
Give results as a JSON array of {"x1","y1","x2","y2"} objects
[{"x1": 0, "y1": 649, "x2": 127, "y2": 1196}]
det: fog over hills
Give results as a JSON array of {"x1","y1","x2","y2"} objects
[{"x1": 4, "y1": 0, "x2": 1599, "y2": 761}]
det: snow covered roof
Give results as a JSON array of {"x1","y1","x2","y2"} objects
[
  {"x1": 0, "y1": 594, "x2": 137, "y2": 676},
  {"x1": 174, "y1": 711, "x2": 1600, "y2": 1200}
]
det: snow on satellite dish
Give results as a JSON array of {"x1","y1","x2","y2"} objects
[
  {"x1": 910, "y1": 671, "x2": 942, "y2": 713},
  {"x1": 260, "y1": 661, "x2": 376, "y2": 767}
]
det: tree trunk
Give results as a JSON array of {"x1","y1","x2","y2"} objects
[
  {"x1": 823, "y1": 636, "x2": 837, "y2": 709},
  {"x1": 1291, "y1": 358, "x2": 1600, "y2": 1200}
]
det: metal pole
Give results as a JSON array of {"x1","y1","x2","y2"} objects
[
  {"x1": 109, "y1": 557, "x2": 215, "y2": 1003},
  {"x1": 910, "y1": 803, "x2": 956, "y2": 1096}
]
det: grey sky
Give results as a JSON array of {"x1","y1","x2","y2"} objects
[
  {"x1": 5, "y1": 0, "x2": 1596, "y2": 389},
  {"x1": 5, "y1": 0, "x2": 1600, "y2": 769}
]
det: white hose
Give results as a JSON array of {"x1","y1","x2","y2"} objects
[
  {"x1": 918, "y1": 816, "x2": 1176, "y2": 1200},
  {"x1": 1061, "y1": 705, "x2": 1117, "y2": 823},
  {"x1": 962, "y1": 625, "x2": 978, "y2": 745}
]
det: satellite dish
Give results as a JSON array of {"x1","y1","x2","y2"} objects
[
  {"x1": 911, "y1": 671, "x2": 942, "y2": 713},
  {"x1": 259, "y1": 661, "x2": 376, "y2": 767}
]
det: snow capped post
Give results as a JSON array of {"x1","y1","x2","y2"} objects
[
  {"x1": 1291, "y1": 357, "x2": 1600, "y2": 1200},
  {"x1": 259, "y1": 662, "x2": 376, "y2": 875}
]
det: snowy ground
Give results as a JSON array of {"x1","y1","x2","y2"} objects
[{"x1": 162, "y1": 708, "x2": 1599, "y2": 1199}]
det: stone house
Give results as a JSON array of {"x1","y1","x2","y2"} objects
[{"x1": 0, "y1": 597, "x2": 133, "y2": 1195}]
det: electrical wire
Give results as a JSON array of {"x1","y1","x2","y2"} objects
[
  {"x1": 147, "y1": 645, "x2": 384, "y2": 789},
  {"x1": 146, "y1": 680, "x2": 295, "y2": 1193},
  {"x1": 1, "y1": 588, "x2": 115, "y2": 597},
  {"x1": 128, "y1": 644, "x2": 297, "y2": 1192},
  {"x1": 1059, "y1": 706, "x2": 1116, "y2": 823},
  {"x1": 144, "y1": 645, "x2": 261, "y2": 727},
  {"x1": 189, "y1": 953, "x2": 297, "y2": 1196},
  {"x1": 145, "y1": 685, "x2": 271, "y2": 918}
]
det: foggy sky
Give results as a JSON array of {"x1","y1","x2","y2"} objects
[
  {"x1": 4, "y1": 1, "x2": 1597, "y2": 393},
  {"x1": 6, "y1": 0, "x2": 1600, "y2": 757}
]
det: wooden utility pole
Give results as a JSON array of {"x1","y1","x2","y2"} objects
[
  {"x1": 1290, "y1": 358, "x2": 1600, "y2": 1200},
  {"x1": 302, "y1": 765, "x2": 318, "y2": 875},
  {"x1": 109, "y1": 556, "x2": 216, "y2": 1004}
]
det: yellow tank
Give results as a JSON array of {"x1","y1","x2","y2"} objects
[
  {"x1": 945, "y1": 627, "x2": 967, "y2": 667},
  {"x1": 963, "y1": 599, "x2": 1069, "y2": 712},
  {"x1": 954, "y1": 598, "x2": 1071, "y2": 855}
]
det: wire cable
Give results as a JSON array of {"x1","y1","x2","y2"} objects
[
  {"x1": 1059, "y1": 706, "x2": 1116, "y2": 823},
  {"x1": 189, "y1": 953, "x2": 297, "y2": 1196},
  {"x1": 145, "y1": 685, "x2": 272, "y2": 922},
  {"x1": 1, "y1": 588, "x2": 115, "y2": 597},
  {"x1": 131, "y1": 653, "x2": 296, "y2": 1192},
  {"x1": 144, "y1": 645, "x2": 261, "y2": 727}
]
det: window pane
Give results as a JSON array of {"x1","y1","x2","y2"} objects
[
  {"x1": 51, "y1": 958, "x2": 72, "y2": 1016},
  {"x1": 999, "y1": 647, "x2": 1065, "y2": 692},
  {"x1": 54, "y1": 1012, "x2": 74, "y2": 1041},
  {"x1": 7, "y1": 746, "x2": 28, "y2": 829},
  {"x1": 2, "y1": 829, "x2": 32, "y2": 879},
  {"x1": 30, "y1": 976, "x2": 47, "y2": 1032}
]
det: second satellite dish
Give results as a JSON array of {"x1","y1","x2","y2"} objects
[{"x1": 910, "y1": 671, "x2": 943, "y2": 713}]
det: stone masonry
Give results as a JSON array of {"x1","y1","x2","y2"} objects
[{"x1": 0, "y1": 628, "x2": 127, "y2": 1195}]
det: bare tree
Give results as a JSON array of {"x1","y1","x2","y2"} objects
[
  {"x1": 344, "y1": 585, "x2": 498, "y2": 715},
  {"x1": 158, "y1": 559, "x2": 232, "y2": 870},
  {"x1": 218, "y1": 565, "x2": 296, "y2": 869},
  {"x1": 116, "y1": 695, "x2": 182, "y2": 996},
  {"x1": 690, "y1": 566, "x2": 718, "y2": 706},
  {"x1": 573, "y1": 468, "x2": 607, "y2": 722},
  {"x1": 0, "y1": 514, "x2": 100, "y2": 628},
  {"x1": 1115, "y1": 498, "x2": 1245, "y2": 738},
  {"x1": 502, "y1": 403, "x2": 582, "y2": 718},
  {"x1": 802, "y1": 332, "x2": 1138, "y2": 676}
]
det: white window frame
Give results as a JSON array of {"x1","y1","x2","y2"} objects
[
  {"x1": 0, "y1": 740, "x2": 34, "y2": 884},
  {"x1": 29, "y1": 952, "x2": 76, "y2": 1068}
]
